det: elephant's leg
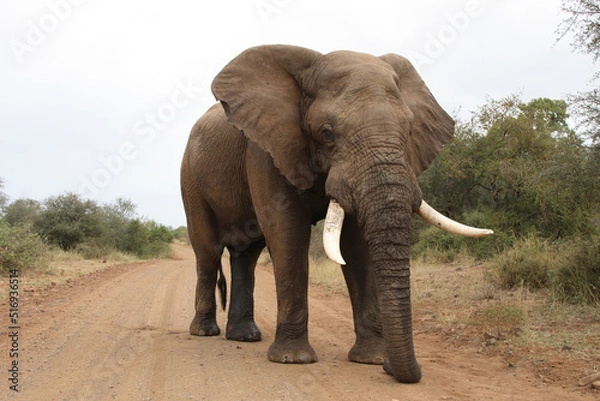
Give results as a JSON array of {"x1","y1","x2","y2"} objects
[
  {"x1": 189, "y1": 249, "x2": 223, "y2": 336},
  {"x1": 265, "y1": 221, "x2": 316, "y2": 363},
  {"x1": 246, "y1": 142, "x2": 317, "y2": 364},
  {"x1": 185, "y1": 197, "x2": 223, "y2": 337},
  {"x1": 340, "y1": 216, "x2": 386, "y2": 365},
  {"x1": 226, "y1": 241, "x2": 264, "y2": 342}
]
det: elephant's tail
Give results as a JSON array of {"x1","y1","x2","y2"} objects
[{"x1": 217, "y1": 264, "x2": 227, "y2": 311}]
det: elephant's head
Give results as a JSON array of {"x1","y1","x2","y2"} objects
[{"x1": 212, "y1": 45, "x2": 491, "y2": 383}]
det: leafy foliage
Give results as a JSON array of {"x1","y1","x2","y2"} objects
[
  {"x1": 1, "y1": 193, "x2": 175, "y2": 261},
  {"x1": 171, "y1": 226, "x2": 190, "y2": 244},
  {"x1": 568, "y1": 89, "x2": 600, "y2": 143},
  {"x1": 415, "y1": 94, "x2": 599, "y2": 305},
  {"x1": 558, "y1": 0, "x2": 600, "y2": 149},
  {"x1": 3, "y1": 198, "x2": 42, "y2": 226},
  {"x1": 558, "y1": 0, "x2": 600, "y2": 63},
  {"x1": 122, "y1": 219, "x2": 174, "y2": 259},
  {"x1": 419, "y1": 95, "x2": 597, "y2": 239},
  {"x1": 0, "y1": 221, "x2": 49, "y2": 272},
  {"x1": 0, "y1": 177, "x2": 8, "y2": 213},
  {"x1": 33, "y1": 193, "x2": 107, "y2": 251},
  {"x1": 552, "y1": 238, "x2": 600, "y2": 304},
  {"x1": 487, "y1": 235, "x2": 557, "y2": 290}
]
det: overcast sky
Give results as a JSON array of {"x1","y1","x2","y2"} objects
[{"x1": 0, "y1": 0, "x2": 596, "y2": 228}]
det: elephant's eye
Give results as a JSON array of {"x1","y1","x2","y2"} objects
[{"x1": 322, "y1": 129, "x2": 335, "y2": 143}]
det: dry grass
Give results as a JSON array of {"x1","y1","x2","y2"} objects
[
  {"x1": 18, "y1": 248, "x2": 138, "y2": 288},
  {"x1": 309, "y1": 255, "x2": 348, "y2": 296},
  {"x1": 258, "y1": 248, "x2": 348, "y2": 295}
]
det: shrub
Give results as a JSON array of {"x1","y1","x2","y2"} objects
[
  {"x1": 411, "y1": 226, "x2": 463, "y2": 263},
  {"x1": 75, "y1": 242, "x2": 111, "y2": 259},
  {"x1": 3, "y1": 198, "x2": 42, "y2": 226},
  {"x1": 552, "y1": 238, "x2": 600, "y2": 305},
  {"x1": 460, "y1": 210, "x2": 515, "y2": 259},
  {"x1": 34, "y1": 193, "x2": 108, "y2": 251},
  {"x1": 121, "y1": 219, "x2": 174, "y2": 259},
  {"x1": 172, "y1": 226, "x2": 190, "y2": 244},
  {"x1": 488, "y1": 235, "x2": 558, "y2": 290},
  {"x1": 0, "y1": 222, "x2": 49, "y2": 272},
  {"x1": 2, "y1": 193, "x2": 175, "y2": 261},
  {"x1": 412, "y1": 209, "x2": 513, "y2": 262}
]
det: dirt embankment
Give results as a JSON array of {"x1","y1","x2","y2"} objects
[{"x1": 1, "y1": 244, "x2": 597, "y2": 400}]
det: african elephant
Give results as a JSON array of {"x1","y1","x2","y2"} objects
[{"x1": 180, "y1": 45, "x2": 492, "y2": 383}]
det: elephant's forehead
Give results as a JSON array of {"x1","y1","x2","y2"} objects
[{"x1": 312, "y1": 51, "x2": 398, "y2": 95}]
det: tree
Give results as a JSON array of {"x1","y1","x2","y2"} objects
[
  {"x1": 419, "y1": 95, "x2": 595, "y2": 238},
  {"x1": 0, "y1": 177, "x2": 8, "y2": 214},
  {"x1": 3, "y1": 198, "x2": 42, "y2": 226},
  {"x1": 558, "y1": 0, "x2": 600, "y2": 144},
  {"x1": 0, "y1": 221, "x2": 48, "y2": 272},
  {"x1": 121, "y1": 219, "x2": 173, "y2": 259},
  {"x1": 34, "y1": 193, "x2": 107, "y2": 251},
  {"x1": 568, "y1": 89, "x2": 600, "y2": 143},
  {"x1": 558, "y1": 0, "x2": 600, "y2": 62},
  {"x1": 102, "y1": 198, "x2": 136, "y2": 250}
]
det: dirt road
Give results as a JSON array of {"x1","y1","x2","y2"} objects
[{"x1": 2, "y1": 244, "x2": 595, "y2": 400}]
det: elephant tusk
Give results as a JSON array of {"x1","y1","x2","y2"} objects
[
  {"x1": 323, "y1": 200, "x2": 347, "y2": 265},
  {"x1": 417, "y1": 200, "x2": 494, "y2": 238}
]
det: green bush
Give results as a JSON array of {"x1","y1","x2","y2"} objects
[
  {"x1": 412, "y1": 226, "x2": 463, "y2": 263},
  {"x1": 460, "y1": 210, "x2": 515, "y2": 259},
  {"x1": 412, "y1": 209, "x2": 513, "y2": 262},
  {"x1": 487, "y1": 235, "x2": 557, "y2": 290},
  {"x1": 33, "y1": 193, "x2": 108, "y2": 251},
  {"x1": 0, "y1": 222, "x2": 49, "y2": 272},
  {"x1": 2, "y1": 193, "x2": 174, "y2": 261},
  {"x1": 418, "y1": 95, "x2": 597, "y2": 240},
  {"x1": 121, "y1": 219, "x2": 174, "y2": 259},
  {"x1": 552, "y1": 238, "x2": 600, "y2": 305},
  {"x1": 3, "y1": 198, "x2": 42, "y2": 226},
  {"x1": 486, "y1": 233, "x2": 600, "y2": 305},
  {"x1": 172, "y1": 226, "x2": 190, "y2": 244},
  {"x1": 75, "y1": 242, "x2": 112, "y2": 259}
]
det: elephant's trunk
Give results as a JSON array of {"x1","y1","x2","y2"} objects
[
  {"x1": 322, "y1": 175, "x2": 493, "y2": 382},
  {"x1": 359, "y1": 181, "x2": 422, "y2": 383},
  {"x1": 324, "y1": 147, "x2": 423, "y2": 382}
]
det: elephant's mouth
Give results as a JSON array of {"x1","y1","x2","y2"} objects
[{"x1": 322, "y1": 199, "x2": 493, "y2": 265}]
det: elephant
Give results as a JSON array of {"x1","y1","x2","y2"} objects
[{"x1": 180, "y1": 45, "x2": 492, "y2": 383}]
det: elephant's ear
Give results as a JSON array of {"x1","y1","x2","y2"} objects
[
  {"x1": 380, "y1": 54, "x2": 455, "y2": 176},
  {"x1": 212, "y1": 45, "x2": 322, "y2": 190}
]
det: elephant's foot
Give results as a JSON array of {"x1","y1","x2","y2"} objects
[
  {"x1": 268, "y1": 338, "x2": 317, "y2": 364},
  {"x1": 348, "y1": 337, "x2": 386, "y2": 365},
  {"x1": 226, "y1": 320, "x2": 262, "y2": 342},
  {"x1": 189, "y1": 315, "x2": 221, "y2": 336}
]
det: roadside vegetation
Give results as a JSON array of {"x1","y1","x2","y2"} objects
[
  {"x1": 0, "y1": 188, "x2": 185, "y2": 274},
  {"x1": 414, "y1": 95, "x2": 599, "y2": 305}
]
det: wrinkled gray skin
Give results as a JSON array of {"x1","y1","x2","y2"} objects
[{"x1": 180, "y1": 45, "x2": 454, "y2": 383}]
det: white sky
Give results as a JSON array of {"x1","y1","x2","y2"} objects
[{"x1": 0, "y1": 0, "x2": 596, "y2": 228}]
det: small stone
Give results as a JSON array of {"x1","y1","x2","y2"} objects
[{"x1": 592, "y1": 381, "x2": 600, "y2": 390}]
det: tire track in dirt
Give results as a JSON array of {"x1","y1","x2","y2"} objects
[
  {"x1": 20, "y1": 266, "x2": 156, "y2": 399},
  {"x1": 146, "y1": 260, "x2": 187, "y2": 398}
]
